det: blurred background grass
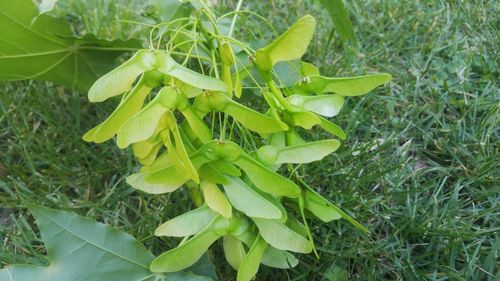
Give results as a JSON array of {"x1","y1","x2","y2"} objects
[{"x1": 0, "y1": 0, "x2": 498, "y2": 280}]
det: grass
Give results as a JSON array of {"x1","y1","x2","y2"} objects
[{"x1": 1, "y1": 0, "x2": 498, "y2": 280}]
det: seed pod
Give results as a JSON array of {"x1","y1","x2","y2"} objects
[
  {"x1": 293, "y1": 73, "x2": 392, "y2": 96},
  {"x1": 88, "y1": 50, "x2": 157, "y2": 102},
  {"x1": 255, "y1": 16, "x2": 316, "y2": 75}
]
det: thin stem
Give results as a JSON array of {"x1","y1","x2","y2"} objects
[
  {"x1": 219, "y1": 10, "x2": 277, "y2": 36},
  {"x1": 161, "y1": 22, "x2": 193, "y2": 51},
  {"x1": 298, "y1": 195, "x2": 320, "y2": 259},
  {"x1": 228, "y1": 0, "x2": 244, "y2": 37},
  {"x1": 267, "y1": 80, "x2": 294, "y2": 111},
  {"x1": 210, "y1": 49, "x2": 220, "y2": 79}
]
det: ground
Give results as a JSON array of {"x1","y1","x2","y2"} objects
[{"x1": 0, "y1": 0, "x2": 498, "y2": 280}]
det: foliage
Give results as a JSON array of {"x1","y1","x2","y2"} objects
[
  {"x1": 0, "y1": 203, "x2": 214, "y2": 281},
  {"x1": 0, "y1": 0, "x2": 141, "y2": 91},
  {"x1": 0, "y1": 0, "x2": 390, "y2": 279},
  {"x1": 2, "y1": 0, "x2": 496, "y2": 280},
  {"x1": 78, "y1": 3, "x2": 389, "y2": 280}
]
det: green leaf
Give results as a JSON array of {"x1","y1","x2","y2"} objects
[
  {"x1": 255, "y1": 15, "x2": 316, "y2": 72},
  {"x1": 237, "y1": 235, "x2": 268, "y2": 281},
  {"x1": 258, "y1": 139, "x2": 341, "y2": 164},
  {"x1": 295, "y1": 73, "x2": 392, "y2": 96},
  {"x1": 151, "y1": 216, "x2": 231, "y2": 273},
  {"x1": 233, "y1": 155, "x2": 301, "y2": 198},
  {"x1": 261, "y1": 247, "x2": 298, "y2": 269},
  {"x1": 0, "y1": 202, "x2": 155, "y2": 280},
  {"x1": 223, "y1": 177, "x2": 282, "y2": 219},
  {"x1": 252, "y1": 218, "x2": 312, "y2": 253},
  {"x1": 155, "y1": 206, "x2": 218, "y2": 237},
  {"x1": 0, "y1": 202, "x2": 211, "y2": 281},
  {"x1": 154, "y1": 0, "x2": 194, "y2": 22},
  {"x1": 187, "y1": 253, "x2": 219, "y2": 281},
  {"x1": 0, "y1": 203, "x2": 214, "y2": 281},
  {"x1": 201, "y1": 181, "x2": 232, "y2": 218},
  {"x1": 288, "y1": 94, "x2": 345, "y2": 117},
  {"x1": 319, "y1": 0, "x2": 357, "y2": 45},
  {"x1": 0, "y1": 0, "x2": 142, "y2": 91},
  {"x1": 157, "y1": 52, "x2": 227, "y2": 92},
  {"x1": 83, "y1": 77, "x2": 153, "y2": 143},
  {"x1": 223, "y1": 235, "x2": 246, "y2": 270}
]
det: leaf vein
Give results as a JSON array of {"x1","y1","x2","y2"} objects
[
  {"x1": 76, "y1": 50, "x2": 99, "y2": 77},
  {"x1": 0, "y1": 49, "x2": 70, "y2": 59},
  {"x1": 24, "y1": 51, "x2": 73, "y2": 79},
  {"x1": 0, "y1": 10, "x2": 67, "y2": 47},
  {"x1": 37, "y1": 211, "x2": 150, "y2": 270}
]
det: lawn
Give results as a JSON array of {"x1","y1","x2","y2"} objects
[{"x1": 0, "y1": 0, "x2": 498, "y2": 280}]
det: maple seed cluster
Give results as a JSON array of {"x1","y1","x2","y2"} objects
[{"x1": 85, "y1": 15, "x2": 391, "y2": 281}]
